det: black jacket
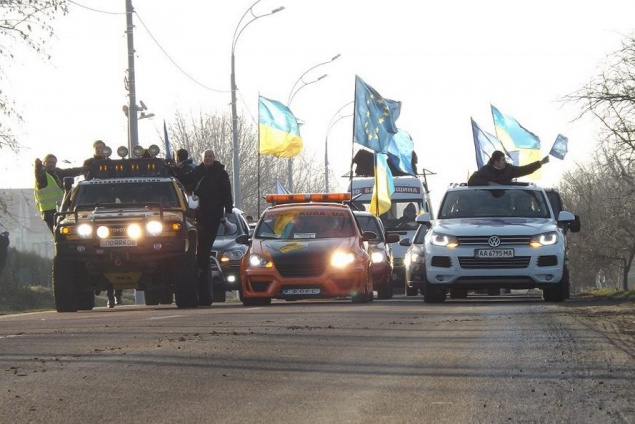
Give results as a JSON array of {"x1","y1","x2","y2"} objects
[
  {"x1": 467, "y1": 161, "x2": 542, "y2": 186},
  {"x1": 187, "y1": 161, "x2": 233, "y2": 225}
]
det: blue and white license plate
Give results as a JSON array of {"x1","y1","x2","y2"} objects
[
  {"x1": 100, "y1": 239, "x2": 137, "y2": 247},
  {"x1": 282, "y1": 288, "x2": 320, "y2": 295},
  {"x1": 475, "y1": 249, "x2": 514, "y2": 258}
]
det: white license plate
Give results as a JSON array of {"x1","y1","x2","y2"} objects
[
  {"x1": 282, "y1": 288, "x2": 320, "y2": 295},
  {"x1": 100, "y1": 239, "x2": 137, "y2": 247},
  {"x1": 475, "y1": 249, "x2": 514, "y2": 258}
]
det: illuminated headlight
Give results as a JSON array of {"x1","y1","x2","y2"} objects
[
  {"x1": 77, "y1": 223, "x2": 93, "y2": 238},
  {"x1": 127, "y1": 223, "x2": 143, "y2": 239},
  {"x1": 146, "y1": 221, "x2": 163, "y2": 236},
  {"x1": 409, "y1": 250, "x2": 425, "y2": 264},
  {"x1": 221, "y1": 250, "x2": 245, "y2": 262},
  {"x1": 331, "y1": 251, "x2": 355, "y2": 268},
  {"x1": 530, "y1": 231, "x2": 558, "y2": 247},
  {"x1": 96, "y1": 226, "x2": 109, "y2": 239},
  {"x1": 370, "y1": 251, "x2": 385, "y2": 264},
  {"x1": 249, "y1": 254, "x2": 271, "y2": 268},
  {"x1": 430, "y1": 232, "x2": 459, "y2": 248}
]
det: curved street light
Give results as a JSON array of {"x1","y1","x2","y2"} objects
[
  {"x1": 285, "y1": 53, "x2": 341, "y2": 192},
  {"x1": 325, "y1": 102, "x2": 354, "y2": 192},
  {"x1": 231, "y1": 0, "x2": 284, "y2": 209}
]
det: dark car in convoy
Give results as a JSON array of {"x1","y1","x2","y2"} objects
[
  {"x1": 209, "y1": 208, "x2": 251, "y2": 302},
  {"x1": 353, "y1": 211, "x2": 400, "y2": 299}
]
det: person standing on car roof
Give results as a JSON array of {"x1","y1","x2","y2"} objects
[
  {"x1": 181, "y1": 149, "x2": 233, "y2": 302},
  {"x1": 173, "y1": 148, "x2": 197, "y2": 193},
  {"x1": 467, "y1": 150, "x2": 550, "y2": 186},
  {"x1": 34, "y1": 154, "x2": 85, "y2": 233}
]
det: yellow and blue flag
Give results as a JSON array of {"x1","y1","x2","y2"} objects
[
  {"x1": 354, "y1": 76, "x2": 401, "y2": 153},
  {"x1": 369, "y1": 153, "x2": 395, "y2": 216},
  {"x1": 259, "y1": 96, "x2": 303, "y2": 158},
  {"x1": 491, "y1": 105, "x2": 542, "y2": 179},
  {"x1": 471, "y1": 118, "x2": 515, "y2": 168}
]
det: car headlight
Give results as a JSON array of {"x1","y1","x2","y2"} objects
[
  {"x1": 331, "y1": 251, "x2": 355, "y2": 268},
  {"x1": 249, "y1": 254, "x2": 272, "y2": 268},
  {"x1": 429, "y1": 232, "x2": 459, "y2": 248},
  {"x1": 530, "y1": 231, "x2": 558, "y2": 247},
  {"x1": 370, "y1": 251, "x2": 385, "y2": 264},
  {"x1": 127, "y1": 223, "x2": 142, "y2": 240},
  {"x1": 77, "y1": 223, "x2": 93, "y2": 239},
  {"x1": 96, "y1": 226, "x2": 109, "y2": 239},
  {"x1": 221, "y1": 250, "x2": 245, "y2": 262},
  {"x1": 146, "y1": 221, "x2": 163, "y2": 236},
  {"x1": 409, "y1": 249, "x2": 425, "y2": 264}
]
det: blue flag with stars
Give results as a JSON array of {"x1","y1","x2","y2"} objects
[
  {"x1": 549, "y1": 134, "x2": 568, "y2": 160},
  {"x1": 354, "y1": 76, "x2": 401, "y2": 153}
]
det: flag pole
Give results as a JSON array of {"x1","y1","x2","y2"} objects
[
  {"x1": 349, "y1": 75, "x2": 358, "y2": 197},
  {"x1": 257, "y1": 94, "x2": 261, "y2": 216},
  {"x1": 373, "y1": 152, "x2": 379, "y2": 216}
]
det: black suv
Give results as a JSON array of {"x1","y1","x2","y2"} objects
[{"x1": 52, "y1": 149, "x2": 200, "y2": 312}]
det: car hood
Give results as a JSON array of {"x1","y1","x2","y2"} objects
[
  {"x1": 253, "y1": 237, "x2": 360, "y2": 264},
  {"x1": 213, "y1": 237, "x2": 239, "y2": 250},
  {"x1": 434, "y1": 217, "x2": 557, "y2": 236}
]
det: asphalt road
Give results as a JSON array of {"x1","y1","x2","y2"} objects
[{"x1": 1, "y1": 293, "x2": 633, "y2": 424}]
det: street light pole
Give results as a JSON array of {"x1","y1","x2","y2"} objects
[
  {"x1": 286, "y1": 54, "x2": 341, "y2": 192},
  {"x1": 231, "y1": 1, "x2": 284, "y2": 209},
  {"x1": 125, "y1": 0, "x2": 138, "y2": 150},
  {"x1": 324, "y1": 102, "x2": 353, "y2": 192}
]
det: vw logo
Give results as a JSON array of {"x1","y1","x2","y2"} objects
[{"x1": 488, "y1": 236, "x2": 501, "y2": 247}]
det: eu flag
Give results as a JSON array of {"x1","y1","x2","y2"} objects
[
  {"x1": 386, "y1": 129, "x2": 415, "y2": 175},
  {"x1": 549, "y1": 134, "x2": 568, "y2": 160},
  {"x1": 354, "y1": 76, "x2": 401, "y2": 153}
]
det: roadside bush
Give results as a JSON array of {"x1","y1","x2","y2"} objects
[{"x1": 0, "y1": 248, "x2": 54, "y2": 313}]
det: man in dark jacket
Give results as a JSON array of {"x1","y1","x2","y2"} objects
[
  {"x1": 174, "y1": 148, "x2": 196, "y2": 193},
  {"x1": 183, "y1": 149, "x2": 233, "y2": 303},
  {"x1": 467, "y1": 150, "x2": 549, "y2": 186}
]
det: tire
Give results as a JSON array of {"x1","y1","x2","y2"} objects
[
  {"x1": 449, "y1": 289, "x2": 468, "y2": 299},
  {"x1": 352, "y1": 271, "x2": 372, "y2": 304},
  {"x1": 175, "y1": 242, "x2": 199, "y2": 308},
  {"x1": 52, "y1": 257, "x2": 78, "y2": 312},
  {"x1": 376, "y1": 286, "x2": 393, "y2": 299},
  {"x1": 77, "y1": 290, "x2": 95, "y2": 311},
  {"x1": 423, "y1": 278, "x2": 446, "y2": 303},
  {"x1": 144, "y1": 289, "x2": 161, "y2": 306},
  {"x1": 543, "y1": 267, "x2": 568, "y2": 303},
  {"x1": 212, "y1": 278, "x2": 227, "y2": 303},
  {"x1": 242, "y1": 297, "x2": 270, "y2": 307}
]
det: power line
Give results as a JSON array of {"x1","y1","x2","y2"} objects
[{"x1": 68, "y1": 0, "x2": 124, "y2": 15}]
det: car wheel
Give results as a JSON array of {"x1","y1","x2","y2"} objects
[
  {"x1": 423, "y1": 278, "x2": 446, "y2": 303},
  {"x1": 144, "y1": 289, "x2": 161, "y2": 306},
  {"x1": 376, "y1": 286, "x2": 393, "y2": 299},
  {"x1": 487, "y1": 288, "x2": 501, "y2": 296},
  {"x1": 449, "y1": 289, "x2": 468, "y2": 299},
  {"x1": 212, "y1": 278, "x2": 227, "y2": 303},
  {"x1": 52, "y1": 257, "x2": 78, "y2": 312},
  {"x1": 175, "y1": 240, "x2": 199, "y2": 308}
]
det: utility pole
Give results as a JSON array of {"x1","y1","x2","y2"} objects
[{"x1": 125, "y1": 0, "x2": 138, "y2": 150}]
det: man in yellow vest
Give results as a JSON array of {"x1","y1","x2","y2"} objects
[{"x1": 34, "y1": 154, "x2": 84, "y2": 233}]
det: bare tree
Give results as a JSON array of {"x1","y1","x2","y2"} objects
[
  {"x1": 167, "y1": 110, "x2": 326, "y2": 218},
  {"x1": 1, "y1": 0, "x2": 68, "y2": 151},
  {"x1": 558, "y1": 142, "x2": 635, "y2": 290}
]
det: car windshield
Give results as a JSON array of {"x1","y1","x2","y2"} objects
[
  {"x1": 355, "y1": 215, "x2": 384, "y2": 242},
  {"x1": 354, "y1": 201, "x2": 422, "y2": 231},
  {"x1": 74, "y1": 182, "x2": 178, "y2": 208},
  {"x1": 256, "y1": 208, "x2": 355, "y2": 239},
  {"x1": 438, "y1": 189, "x2": 550, "y2": 219}
]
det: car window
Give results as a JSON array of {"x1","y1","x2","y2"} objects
[
  {"x1": 355, "y1": 215, "x2": 384, "y2": 241},
  {"x1": 75, "y1": 182, "x2": 177, "y2": 207},
  {"x1": 257, "y1": 209, "x2": 355, "y2": 239},
  {"x1": 439, "y1": 189, "x2": 550, "y2": 219}
]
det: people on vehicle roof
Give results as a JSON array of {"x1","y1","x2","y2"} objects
[{"x1": 467, "y1": 150, "x2": 549, "y2": 186}]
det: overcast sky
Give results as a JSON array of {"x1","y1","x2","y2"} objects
[{"x1": 2, "y1": 0, "x2": 635, "y2": 210}]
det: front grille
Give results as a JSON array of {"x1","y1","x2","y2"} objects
[
  {"x1": 458, "y1": 256, "x2": 531, "y2": 269},
  {"x1": 537, "y1": 255, "x2": 558, "y2": 267},
  {"x1": 431, "y1": 256, "x2": 451, "y2": 268},
  {"x1": 276, "y1": 263, "x2": 325, "y2": 278},
  {"x1": 457, "y1": 235, "x2": 532, "y2": 246},
  {"x1": 249, "y1": 281, "x2": 271, "y2": 292},
  {"x1": 392, "y1": 257, "x2": 404, "y2": 267}
]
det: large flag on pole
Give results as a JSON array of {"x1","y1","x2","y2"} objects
[
  {"x1": 491, "y1": 105, "x2": 542, "y2": 179},
  {"x1": 385, "y1": 129, "x2": 416, "y2": 175},
  {"x1": 259, "y1": 96, "x2": 303, "y2": 158},
  {"x1": 353, "y1": 75, "x2": 401, "y2": 153},
  {"x1": 549, "y1": 134, "x2": 568, "y2": 160},
  {"x1": 471, "y1": 118, "x2": 514, "y2": 168},
  {"x1": 369, "y1": 153, "x2": 395, "y2": 216},
  {"x1": 163, "y1": 120, "x2": 171, "y2": 160}
]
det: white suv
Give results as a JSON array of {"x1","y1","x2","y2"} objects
[{"x1": 415, "y1": 183, "x2": 577, "y2": 303}]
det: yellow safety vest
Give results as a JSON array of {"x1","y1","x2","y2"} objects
[{"x1": 34, "y1": 172, "x2": 64, "y2": 212}]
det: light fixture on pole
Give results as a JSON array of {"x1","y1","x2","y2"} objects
[
  {"x1": 324, "y1": 102, "x2": 353, "y2": 192},
  {"x1": 285, "y1": 53, "x2": 341, "y2": 192},
  {"x1": 230, "y1": 0, "x2": 284, "y2": 209}
]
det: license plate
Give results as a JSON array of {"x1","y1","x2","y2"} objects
[
  {"x1": 282, "y1": 288, "x2": 320, "y2": 295},
  {"x1": 100, "y1": 239, "x2": 137, "y2": 247},
  {"x1": 475, "y1": 249, "x2": 514, "y2": 258}
]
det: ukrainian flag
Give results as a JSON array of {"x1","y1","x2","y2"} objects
[
  {"x1": 259, "y1": 96, "x2": 303, "y2": 158},
  {"x1": 369, "y1": 153, "x2": 395, "y2": 216}
]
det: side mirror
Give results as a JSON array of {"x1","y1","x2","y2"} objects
[
  {"x1": 569, "y1": 214, "x2": 581, "y2": 233},
  {"x1": 235, "y1": 234, "x2": 251, "y2": 246},
  {"x1": 399, "y1": 237, "x2": 411, "y2": 246},
  {"x1": 361, "y1": 231, "x2": 377, "y2": 241},
  {"x1": 187, "y1": 195, "x2": 199, "y2": 210},
  {"x1": 415, "y1": 212, "x2": 432, "y2": 228}
]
